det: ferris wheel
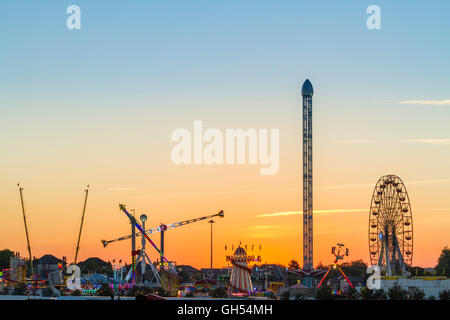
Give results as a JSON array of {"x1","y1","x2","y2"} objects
[{"x1": 369, "y1": 175, "x2": 413, "y2": 276}]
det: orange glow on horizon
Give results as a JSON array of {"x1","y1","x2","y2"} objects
[{"x1": 1, "y1": 178, "x2": 448, "y2": 270}]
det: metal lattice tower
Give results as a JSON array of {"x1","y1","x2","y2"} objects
[{"x1": 302, "y1": 79, "x2": 314, "y2": 271}]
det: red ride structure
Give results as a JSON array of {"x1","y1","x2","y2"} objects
[{"x1": 317, "y1": 243, "x2": 354, "y2": 290}]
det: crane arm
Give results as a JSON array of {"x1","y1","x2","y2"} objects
[
  {"x1": 18, "y1": 184, "x2": 34, "y2": 276},
  {"x1": 160, "y1": 210, "x2": 224, "y2": 231},
  {"x1": 101, "y1": 225, "x2": 161, "y2": 247},
  {"x1": 101, "y1": 210, "x2": 224, "y2": 247},
  {"x1": 74, "y1": 185, "x2": 89, "y2": 264}
]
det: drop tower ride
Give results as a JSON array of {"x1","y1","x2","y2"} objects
[{"x1": 302, "y1": 79, "x2": 314, "y2": 274}]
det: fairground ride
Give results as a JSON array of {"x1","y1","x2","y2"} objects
[
  {"x1": 317, "y1": 243, "x2": 353, "y2": 290},
  {"x1": 103, "y1": 209, "x2": 224, "y2": 266},
  {"x1": 109, "y1": 204, "x2": 224, "y2": 285},
  {"x1": 369, "y1": 175, "x2": 413, "y2": 276}
]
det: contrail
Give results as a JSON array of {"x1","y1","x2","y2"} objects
[
  {"x1": 399, "y1": 99, "x2": 450, "y2": 106},
  {"x1": 256, "y1": 207, "x2": 450, "y2": 218},
  {"x1": 336, "y1": 139, "x2": 450, "y2": 145},
  {"x1": 256, "y1": 209, "x2": 367, "y2": 218}
]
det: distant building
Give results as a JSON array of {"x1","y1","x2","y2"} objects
[
  {"x1": 194, "y1": 278, "x2": 217, "y2": 288},
  {"x1": 176, "y1": 265, "x2": 203, "y2": 283},
  {"x1": 48, "y1": 270, "x2": 64, "y2": 286},
  {"x1": 424, "y1": 268, "x2": 435, "y2": 274},
  {"x1": 160, "y1": 270, "x2": 181, "y2": 296},
  {"x1": 9, "y1": 253, "x2": 27, "y2": 284},
  {"x1": 78, "y1": 257, "x2": 111, "y2": 275},
  {"x1": 35, "y1": 255, "x2": 66, "y2": 278},
  {"x1": 200, "y1": 268, "x2": 229, "y2": 280},
  {"x1": 287, "y1": 281, "x2": 316, "y2": 298},
  {"x1": 253, "y1": 264, "x2": 286, "y2": 283}
]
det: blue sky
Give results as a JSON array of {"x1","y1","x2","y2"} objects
[
  {"x1": 1, "y1": 1, "x2": 449, "y2": 169},
  {"x1": 1, "y1": 0, "x2": 450, "y2": 182},
  {"x1": 2, "y1": 1, "x2": 449, "y2": 108}
]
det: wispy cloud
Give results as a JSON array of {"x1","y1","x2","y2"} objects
[
  {"x1": 399, "y1": 99, "x2": 450, "y2": 106},
  {"x1": 402, "y1": 139, "x2": 450, "y2": 145},
  {"x1": 106, "y1": 187, "x2": 137, "y2": 191},
  {"x1": 256, "y1": 209, "x2": 367, "y2": 218},
  {"x1": 256, "y1": 207, "x2": 450, "y2": 219},
  {"x1": 336, "y1": 139, "x2": 381, "y2": 144},
  {"x1": 336, "y1": 139, "x2": 450, "y2": 145},
  {"x1": 257, "y1": 211, "x2": 300, "y2": 218}
]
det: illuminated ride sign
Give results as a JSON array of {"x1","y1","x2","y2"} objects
[{"x1": 226, "y1": 255, "x2": 261, "y2": 263}]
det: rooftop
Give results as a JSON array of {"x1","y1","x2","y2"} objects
[{"x1": 37, "y1": 254, "x2": 64, "y2": 265}]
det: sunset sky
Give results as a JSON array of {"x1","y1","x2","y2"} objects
[{"x1": 1, "y1": 1, "x2": 449, "y2": 270}]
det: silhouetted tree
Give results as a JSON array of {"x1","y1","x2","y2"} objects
[
  {"x1": 439, "y1": 289, "x2": 450, "y2": 300},
  {"x1": 387, "y1": 284, "x2": 408, "y2": 300},
  {"x1": 360, "y1": 287, "x2": 386, "y2": 300},
  {"x1": 315, "y1": 262, "x2": 327, "y2": 270},
  {"x1": 340, "y1": 260, "x2": 368, "y2": 277},
  {"x1": 316, "y1": 285, "x2": 333, "y2": 300},
  {"x1": 412, "y1": 288, "x2": 426, "y2": 300},
  {"x1": 435, "y1": 247, "x2": 450, "y2": 277},
  {"x1": 288, "y1": 260, "x2": 299, "y2": 270},
  {"x1": 0, "y1": 249, "x2": 14, "y2": 270}
]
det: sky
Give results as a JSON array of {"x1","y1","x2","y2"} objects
[{"x1": 0, "y1": 1, "x2": 449, "y2": 269}]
